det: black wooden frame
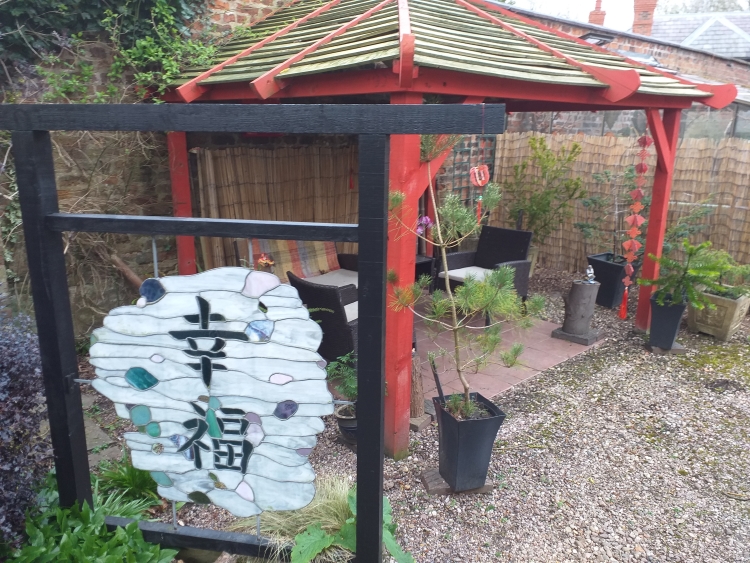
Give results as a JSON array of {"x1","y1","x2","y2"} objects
[{"x1": 4, "y1": 103, "x2": 505, "y2": 562}]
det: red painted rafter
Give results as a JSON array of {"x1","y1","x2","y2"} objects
[
  {"x1": 165, "y1": 67, "x2": 698, "y2": 110},
  {"x1": 251, "y1": 0, "x2": 395, "y2": 99},
  {"x1": 468, "y1": 0, "x2": 737, "y2": 109},
  {"x1": 455, "y1": 0, "x2": 640, "y2": 102},
  {"x1": 176, "y1": 0, "x2": 340, "y2": 103},
  {"x1": 397, "y1": 0, "x2": 415, "y2": 87}
]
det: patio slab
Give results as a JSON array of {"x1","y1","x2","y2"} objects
[{"x1": 415, "y1": 317, "x2": 598, "y2": 403}]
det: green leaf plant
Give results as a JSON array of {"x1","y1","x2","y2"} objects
[
  {"x1": 502, "y1": 136, "x2": 586, "y2": 246},
  {"x1": 389, "y1": 141, "x2": 543, "y2": 414},
  {"x1": 290, "y1": 487, "x2": 413, "y2": 563},
  {"x1": 9, "y1": 470, "x2": 171, "y2": 562},
  {"x1": 640, "y1": 239, "x2": 730, "y2": 308}
]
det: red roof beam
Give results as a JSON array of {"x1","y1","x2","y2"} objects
[
  {"x1": 469, "y1": 0, "x2": 736, "y2": 109},
  {"x1": 397, "y1": 0, "x2": 416, "y2": 88},
  {"x1": 456, "y1": 0, "x2": 640, "y2": 103},
  {"x1": 251, "y1": 0, "x2": 395, "y2": 100},
  {"x1": 176, "y1": 0, "x2": 340, "y2": 103}
]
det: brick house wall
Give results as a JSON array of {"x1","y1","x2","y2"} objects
[
  {"x1": 206, "y1": 0, "x2": 293, "y2": 30},
  {"x1": 513, "y1": 10, "x2": 750, "y2": 87}
]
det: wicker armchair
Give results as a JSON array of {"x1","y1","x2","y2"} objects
[
  {"x1": 287, "y1": 271, "x2": 358, "y2": 362},
  {"x1": 435, "y1": 226, "x2": 532, "y2": 298}
]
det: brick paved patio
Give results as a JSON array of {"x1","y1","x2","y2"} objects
[{"x1": 416, "y1": 316, "x2": 598, "y2": 402}]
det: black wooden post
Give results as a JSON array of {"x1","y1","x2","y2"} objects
[
  {"x1": 355, "y1": 135, "x2": 388, "y2": 562},
  {"x1": 12, "y1": 131, "x2": 92, "y2": 508}
]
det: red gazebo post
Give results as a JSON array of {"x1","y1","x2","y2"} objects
[
  {"x1": 166, "y1": 132, "x2": 197, "y2": 275},
  {"x1": 634, "y1": 108, "x2": 682, "y2": 330},
  {"x1": 385, "y1": 92, "x2": 423, "y2": 459}
]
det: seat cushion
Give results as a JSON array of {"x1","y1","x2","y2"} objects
[
  {"x1": 305, "y1": 269, "x2": 359, "y2": 288},
  {"x1": 438, "y1": 266, "x2": 491, "y2": 283},
  {"x1": 251, "y1": 240, "x2": 340, "y2": 283},
  {"x1": 344, "y1": 301, "x2": 358, "y2": 322}
]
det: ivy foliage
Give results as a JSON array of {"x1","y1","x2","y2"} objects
[
  {"x1": 1, "y1": 0, "x2": 214, "y2": 99},
  {"x1": 0, "y1": 0, "x2": 199, "y2": 71}
]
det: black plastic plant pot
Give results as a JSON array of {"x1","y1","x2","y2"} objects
[
  {"x1": 433, "y1": 392, "x2": 506, "y2": 492},
  {"x1": 335, "y1": 404, "x2": 357, "y2": 445},
  {"x1": 649, "y1": 295, "x2": 686, "y2": 350},
  {"x1": 587, "y1": 253, "x2": 640, "y2": 309}
]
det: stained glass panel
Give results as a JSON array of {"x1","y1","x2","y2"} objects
[{"x1": 89, "y1": 268, "x2": 333, "y2": 516}]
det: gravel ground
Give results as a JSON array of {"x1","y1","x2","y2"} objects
[{"x1": 88, "y1": 267, "x2": 750, "y2": 562}]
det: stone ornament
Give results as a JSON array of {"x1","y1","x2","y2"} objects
[{"x1": 89, "y1": 268, "x2": 333, "y2": 516}]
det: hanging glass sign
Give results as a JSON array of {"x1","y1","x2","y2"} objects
[{"x1": 89, "y1": 268, "x2": 333, "y2": 516}]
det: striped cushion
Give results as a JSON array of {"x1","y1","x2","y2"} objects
[{"x1": 250, "y1": 240, "x2": 340, "y2": 283}]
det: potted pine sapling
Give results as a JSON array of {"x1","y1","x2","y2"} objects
[
  {"x1": 641, "y1": 240, "x2": 727, "y2": 351},
  {"x1": 390, "y1": 136, "x2": 544, "y2": 491},
  {"x1": 327, "y1": 352, "x2": 358, "y2": 445},
  {"x1": 687, "y1": 258, "x2": 750, "y2": 341}
]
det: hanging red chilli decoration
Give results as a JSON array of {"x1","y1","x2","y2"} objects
[
  {"x1": 470, "y1": 164, "x2": 490, "y2": 187},
  {"x1": 620, "y1": 134, "x2": 653, "y2": 319}
]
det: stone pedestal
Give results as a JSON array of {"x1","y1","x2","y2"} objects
[{"x1": 552, "y1": 280, "x2": 602, "y2": 345}]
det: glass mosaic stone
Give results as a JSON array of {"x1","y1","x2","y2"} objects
[
  {"x1": 274, "y1": 400, "x2": 299, "y2": 420},
  {"x1": 125, "y1": 367, "x2": 159, "y2": 390},
  {"x1": 140, "y1": 278, "x2": 166, "y2": 303},
  {"x1": 246, "y1": 320, "x2": 274, "y2": 343},
  {"x1": 88, "y1": 268, "x2": 333, "y2": 517}
]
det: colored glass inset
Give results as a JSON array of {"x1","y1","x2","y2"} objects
[
  {"x1": 273, "y1": 400, "x2": 299, "y2": 420},
  {"x1": 130, "y1": 405, "x2": 152, "y2": 425},
  {"x1": 125, "y1": 367, "x2": 159, "y2": 390}
]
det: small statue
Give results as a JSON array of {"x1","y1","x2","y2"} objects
[{"x1": 584, "y1": 265, "x2": 596, "y2": 283}]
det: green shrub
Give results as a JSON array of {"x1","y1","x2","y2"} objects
[
  {"x1": 326, "y1": 352, "x2": 358, "y2": 401},
  {"x1": 9, "y1": 501, "x2": 176, "y2": 562},
  {"x1": 8, "y1": 470, "x2": 169, "y2": 562},
  {"x1": 98, "y1": 451, "x2": 159, "y2": 502}
]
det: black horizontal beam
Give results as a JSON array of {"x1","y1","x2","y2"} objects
[
  {"x1": 0, "y1": 103, "x2": 505, "y2": 134},
  {"x1": 46, "y1": 213, "x2": 359, "y2": 242},
  {"x1": 105, "y1": 517, "x2": 289, "y2": 560}
]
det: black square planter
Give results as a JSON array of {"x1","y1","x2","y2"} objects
[
  {"x1": 649, "y1": 295, "x2": 686, "y2": 350},
  {"x1": 587, "y1": 253, "x2": 640, "y2": 309},
  {"x1": 433, "y1": 392, "x2": 506, "y2": 492}
]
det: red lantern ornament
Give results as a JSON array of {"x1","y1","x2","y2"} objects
[{"x1": 470, "y1": 165, "x2": 490, "y2": 187}]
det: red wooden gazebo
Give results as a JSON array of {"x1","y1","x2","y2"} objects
[{"x1": 163, "y1": 0, "x2": 736, "y2": 458}]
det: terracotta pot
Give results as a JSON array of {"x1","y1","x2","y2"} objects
[{"x1": 334, "y1": 404, "x2": 357, "y2": 445}]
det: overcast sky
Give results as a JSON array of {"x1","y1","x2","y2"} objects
[{"x1": 507, "y1": 0, "x2": 637, "y2": 32}]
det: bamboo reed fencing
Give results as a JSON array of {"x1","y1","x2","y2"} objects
[
  {"x1": 194, "y1": 144, "x2": 358, "y2": 269},
  {"x1": 490, "y1": 132, "x2": 750, "y2": 272}
]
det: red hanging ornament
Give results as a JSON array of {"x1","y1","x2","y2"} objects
[
  {"x1": 629, "y1": 188, "x2": 645, "y2": 201},
  {"x1": 634, "y1": 162, "x2": 649, "y2": 175},
  {"x1": 625, "y1": 214, "x2": 646, "y2": 227},
  {"x1": 470, "y1": 165, "x2": 490, "y2": 187},
  {"x1": 619, "y1": 287, "x2": 629, "y2": 319},
  {"x1": 638, "y1": 135, "x2": 654, "y2": 148}
]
